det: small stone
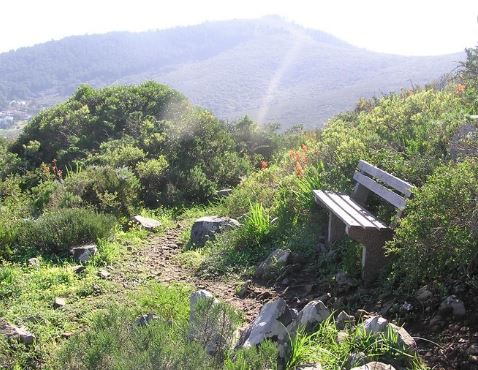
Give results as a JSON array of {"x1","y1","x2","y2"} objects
[
  {"x1": 61, "y1": 332, "x2": 74, "y2": 338},
  {"x1": 131, "y1": 215, "x2": 161, "y2": 231},
  {"x1": 53, "y1": 297, "x2": 66, "y2": 309},
  {"x1": 98, "y1": 270, "x2": 110, "y2": 279},
  {"x1": 72, "y1": 265, "x2": 86, "y2": 274},
  {"x1": 336, "y1": 310, "x2": 355, "y2": 330},
  {"x1": 336, "y1": 330, "x2": 349, "y2": 343},
  {"x1": 389, "y1": 323, "x2": 417, "y2": 350},
  {"x1": 415, "y1": 285, "x2": 432, "y2": 302},
  {"x1": 28, "y1": 258, "x2": 40, "y2": 268},
  {"x1": 70, "y1": 244, "x2": 97, "y2": 262},
  {"x1": 439, "y1": 295, "x2": 466, "y2": 317},
  {"x1": 364, "y1": 316, "x2": 389, "y2": 334}
]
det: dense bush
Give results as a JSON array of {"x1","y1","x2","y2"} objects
[
  {"x1": 16, "y1": 208, "x2": 116, "y2": 256},
  {"x1": 388, "y1": 159, "x2": 478, "y2": 289}
]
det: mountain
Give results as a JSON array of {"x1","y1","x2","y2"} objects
[{"x1": 0, "y1": 16, "x2": 463, "y2": 128}]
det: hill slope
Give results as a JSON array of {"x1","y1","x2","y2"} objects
[{"x1": 0, "y1": 16, "x2": 463, "y2": 127}]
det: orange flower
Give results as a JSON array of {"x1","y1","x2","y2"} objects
[
  {"x1": 455, "y1": 83, "x2": 466, "y2": 94},
  {"x1": 260, "y1": 160, "x2": 269, "y2": 170}
]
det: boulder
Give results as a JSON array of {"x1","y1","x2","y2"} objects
[
  {"x1": 53, "y1": 297, "x2": 66, "y2": 309},
  {"x1": 439, "y1": 295, "x2": 466, "y2": 317},
  {"x1": 255, "y1": 248, "x2": 291, "y2": 280},
  {"x1": 132, "y1": 215, "x2": 161, "y2": 231},
  {"x1": 191, "y1": 216, "x2": 240, "y2": 246},
  {"x1": 70, "y1": 244, "x2": 97, "y2": 262},
  {"x1": 238, "y1": 298, "x2": 295, "y2": 356},
  {"x1": 0, "y1": 319, "x2": 35, "y2": 345},
  {"x1": 351, "y1": 362, "x2": 396, "y2": 370},
  {"x1": 415, "y1": 285, "x2": 432, "y2": 302},
  {"x1": 336, "y1": 310, "x2": 355, "y2": 330},
  {"x1": 289, "y1": 300, "x2": 330, "y2": 332}
]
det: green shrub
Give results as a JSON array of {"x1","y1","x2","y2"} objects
[
  {"x1": 388, "y1": 159, "x2": 478, "y2": 289},
  {"x1": 64, "y1": 166, "x2": 140, "y2": 216},
  {"x1": 17, "y1": 208, "x2": 116, "y2": 256},
  {"x1": 55, "y1": 283, "x2": 244, "y2": 370}
]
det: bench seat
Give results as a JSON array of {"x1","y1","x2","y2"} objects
[{"x1": 313, "y1": 190, "x2": 388, "y2": 230}]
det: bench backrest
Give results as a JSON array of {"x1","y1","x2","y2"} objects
[{"x1": 351, "y1": 160, "x2": 413, "y2": 211}]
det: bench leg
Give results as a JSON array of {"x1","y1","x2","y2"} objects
[
  {"x1": 328, "y1": 212, "x2": 345, "y2": 244},
  {"x1": 361, "y1": 231, "x2": 394, "y2": 284}
]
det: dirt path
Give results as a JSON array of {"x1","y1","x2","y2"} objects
[{"x1": 112, "y1": 224, "x2": 279, "y2": 322}]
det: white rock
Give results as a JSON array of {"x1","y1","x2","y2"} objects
[
  {"x1": 191, "y1": 216, "x2": 240, "y2": 246},
  {"x1": 290, "y1": 300, "x2": 330, "y2": 332},
  {"x1": 364, "y1": 316, "x2": 416, "y2": 350},
  {"x1": 132, "y1": 215, "x2": 161, "y2": 231},
  {"x1": 53, "y1": 297, "x2": 66, "y2": 308},
  {"x1": 70, "y1": 244, "x2": 97, "y2": 262},
  {"x1": 239, "y1": 298, "x2": 295, "y2": 351},
  {"x1": 364, "y1": 316, "x2": 389, "y2": 334}
]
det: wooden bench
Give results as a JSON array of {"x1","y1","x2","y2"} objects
[{"x1": 313, "y1": 160, "x2": 413, "y2": 283}]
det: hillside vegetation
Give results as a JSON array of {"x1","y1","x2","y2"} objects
[
  {"x1": 0, "y1": 16, "x2": 462, "y2": 127},
  {"x1": 0, "y1": 43, "x2": 477, "y2": 369}
]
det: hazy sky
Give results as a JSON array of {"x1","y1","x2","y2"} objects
[{"x1": 1, "y1": 0, "x2": 477, "y2": 55}]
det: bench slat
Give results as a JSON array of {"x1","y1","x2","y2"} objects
[
  {"x1": 358, "y1": 160, "x2": 413, "y2": 197},
  {"x1": 353, "y1": 172, "x2": 407, "y2": 210},
  {"x1": 338, "y1": 193, "x2": 388, "y2": 229},
  {"x1": 313, "y1": 190, "x2": 387, "y2": 229}
]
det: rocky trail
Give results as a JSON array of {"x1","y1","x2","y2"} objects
[
  {"x1": 108, "y1": 224, "x2": 478, "y2": 369},
  {"x1": 112, "y1": 224, "x2": 279, "y2": 322}
]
